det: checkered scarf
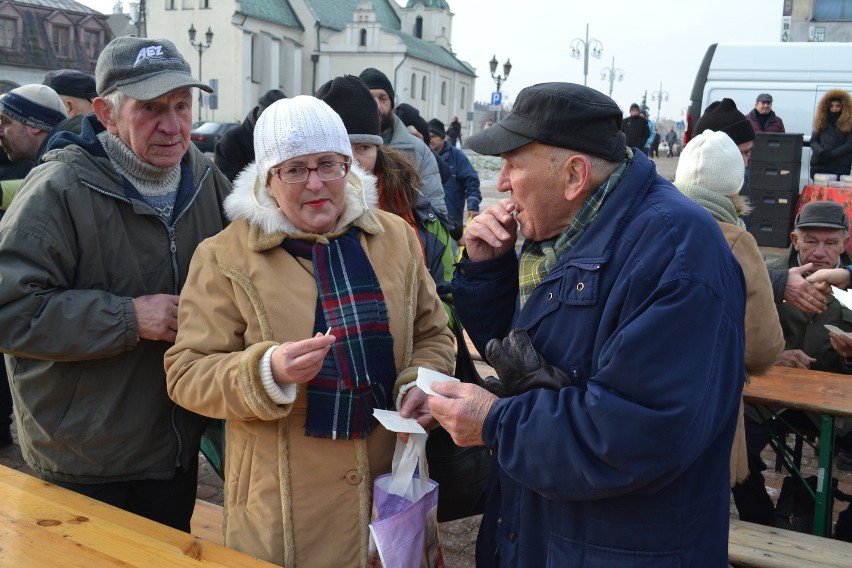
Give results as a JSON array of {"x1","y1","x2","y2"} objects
[
  {"x1": 282, "y1": 228, "x2": 397, "y2": 440},
  {"x1": 518, "y1": 153, "x2": 632, "y2": 308}
]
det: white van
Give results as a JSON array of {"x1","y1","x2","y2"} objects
[{"x1": 687, "y1": 42, "x2": 852, "y2": 190}]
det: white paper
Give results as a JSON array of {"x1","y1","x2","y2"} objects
[
  {"x1": 832, "y1": 286, "x2": 852, "y2": 311},
  {"x1": 824, "y1": 324, "x2": 852, "y2": 337},
  {"x1": 372, "y1": 409, "x2": 427, "y2": 434},
  {"x1": 416, "y1": 367, "x2": 460, "y2": 398}
]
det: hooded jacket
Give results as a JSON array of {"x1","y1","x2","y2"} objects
[
  {"x1": 164, "y1": 163, "x2": 454, "y2": 567},
  {"x1": 810, "y1": 88, "x2": 852, "y2": 178},
  {"x1": 385, "y1": 113, "x2": 450, "y2": 217},
  {"x1": 0, "y1": 114, "x2": 230, "y2": 483},
  {"x1": 453, "y1": 151, "x2": 746, "y2": 567}
]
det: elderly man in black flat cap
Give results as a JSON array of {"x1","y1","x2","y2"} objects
[{"x1": 425, "y1": 82, "x2": 746, "y2": 567}]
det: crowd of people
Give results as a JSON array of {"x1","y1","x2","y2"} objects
[{"x1": 2, "y1": 33, "x2": 852, "y2": 567}]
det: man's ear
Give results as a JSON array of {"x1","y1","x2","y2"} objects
[
  {"x1": 92, "y1": 97, "x2": 118, "y2": 134},
  {"x1": 562, "y1": 154, "x2": 593, "y2": 202},
  {"x1": 63, "y1": 98, "x2": 75, "y2": 116},
  {"x1": 790, "y1": 232, "x2": 800, "y2": 250}
]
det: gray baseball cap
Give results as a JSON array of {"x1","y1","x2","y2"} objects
[{"x1": 96, "y1": 36, "x2": 212, "y2": 101}]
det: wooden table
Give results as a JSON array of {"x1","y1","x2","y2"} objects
[
  {"x1": 0, "y1": 464, "x2": 277, "y2": 567},
  {"x1": 743, "y1": 365, "x2": 852, "y2": 537}
]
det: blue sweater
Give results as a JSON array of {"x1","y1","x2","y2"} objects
[{"x1": 453, "y1": 151, "x2": 745, "y2": 567}]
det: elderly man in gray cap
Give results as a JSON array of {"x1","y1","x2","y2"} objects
[
  {"x1": 0, "y1": 36, "x2": 229, "y2": 531},
  {"x1": 421, "y1": 82, "x2": 745, "y2": 566}
]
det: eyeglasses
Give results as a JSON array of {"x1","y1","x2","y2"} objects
[{"x1": 271, "y1": 161, "x2": 350, "y2": 184}]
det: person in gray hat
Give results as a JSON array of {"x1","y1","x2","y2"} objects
[
  {"x1": 736, "y1": 199, "x2": 852, "y2": 521},
  {"x1": 426, "y1": 82, "x2": 746, "y2": 566},
  {"x1": 0, "y1": 36, "x2": 230, "y2": 531},
  {"x1": 747, "y1": 92, "x2": 786, "y2": 134}
]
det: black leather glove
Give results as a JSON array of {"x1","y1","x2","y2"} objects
[{"x1": 483, "y1": 328, "x2": 573, "y2": 397}]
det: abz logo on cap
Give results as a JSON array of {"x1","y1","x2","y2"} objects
[{"x1": 134, "y1": 45, "x2": 181, "y2": 67}]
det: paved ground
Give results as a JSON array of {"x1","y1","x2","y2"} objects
[{"x1": 3, "y1": 153, "x2": 851, "y2": 565}]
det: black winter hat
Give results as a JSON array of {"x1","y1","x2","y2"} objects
[
  {"x1": 428, "y1": 118, "x2": 446, "y2": 139},
  {"x1": 467, "y1": 82, "x2": 626, "y2": 161},
  {"x1": 359, "y1": 67, "x2": 394, "y2": 106},
  {"x1": 694, "y1": 98, "x2": 755, "y2": 146},
  {"x1": 394, "y1": 103, "x2": 430, "y2": 141},
  {"x1": 316, "y1": 75, "x2": 383, "y2": 145},
  {"x1": 258, "y1": 89, "x2": 286, "y2": 111},
  {"x1": 43, "y1": 69, "x2": 97, "y2": 100}
]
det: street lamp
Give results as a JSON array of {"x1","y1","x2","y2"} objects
[
  {"x1": 489, "y1": 54, "x2": 511, "y2": 121},
  {"x1": 570, "y1": 23, "x2": 602, "y2": 86},
  {"x1": 188, "y1": 23, "x2": 213, "y2": 122},
  {"x1": 600, "y1": 56, "x2": 624, "y2": 97},
  {"x1": 651, "y1": 82, "x2": 669, "y2": 124}
]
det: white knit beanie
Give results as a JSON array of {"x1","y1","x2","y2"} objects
[
  {"x1": 253, "y1": 95, "x2": 353, "y2": 183},
  {"x1": 675, "y1": 130, "x2": 745, "y2": 196}
]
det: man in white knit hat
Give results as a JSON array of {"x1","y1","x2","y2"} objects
[
  {"x1": 0, "y1": 36, "x2": 230, "y2": 532},
  {"x1": 0, "y1": 84, "x2": 66, "y2": 162}
]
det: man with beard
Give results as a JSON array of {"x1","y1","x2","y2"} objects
[{"x1": 359, "y1": 68, "x2": 448, "y2": 218}]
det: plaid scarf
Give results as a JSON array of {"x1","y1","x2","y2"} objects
[
  {"x1": 282, "y1": 228, "x2": 397, "y2": 440},
  {"x1": 518, "y1": 153, "x2": 632, "y2": 307}
]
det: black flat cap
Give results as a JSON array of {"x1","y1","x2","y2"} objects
[
  {"x1": 43, "y1": 69, "x2": 97, "y2": 100},
  {"x1": 466, "y1": 82, "x2": 626, "y2": 161}
]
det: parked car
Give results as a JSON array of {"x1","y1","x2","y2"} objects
[{"x1": 190, "y1": 121, "x2": 238, "y2": 154}]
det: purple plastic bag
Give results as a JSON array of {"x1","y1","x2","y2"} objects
[{"x1": 367, "y1": 436, "x2": 444, "y2": 568}]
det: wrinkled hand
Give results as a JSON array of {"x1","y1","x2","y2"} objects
[
  {"x1": 133, "y1": 294, "x2": 180, "y2": 343},
  {"x1": 785, "y1": 263, "x2": 828, "y2": 314},
  {"x1": 483, "y1": 328, "x2": 572, "y2": 397},
  {"x1": 808, "y1": 267, "x2": 852, "y2": 294},
  {"x1": 270, "y1": 332, "x2": 336, "y2": 385},
  {"x1": 828, "y1": 330, "x2": 852, "y2": 359},
  {"x1": 777, "y1": 349, "x2": 816, "y2": 369},
  {"x1": 463, "y1": 199, "x2": 518, "y2": 262},
  {"x1": 428, "y1": 381, "x2": 497, "y2": 447},
  {"x1": 399, "y1": 386, "x2": 437, "y2": 437}
]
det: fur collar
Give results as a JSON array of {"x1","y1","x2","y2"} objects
[{"x1": 224, "y1": 161, "x2": 384, "y2": 250}]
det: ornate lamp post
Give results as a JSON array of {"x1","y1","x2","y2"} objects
[
  {"x1": 570, "y1": 24, "x2": 602, "y2": 86},
  {"x1": 600, "y1": 56, "x2": 624, "y2": 97},
  {"x1": 188, "y1": 24, "x2": 213, "y2": 122},
  {"x1": 489, "y1": 54, "x2": 512, "y2": 121},
  {"x1": 651, "y1": 82, "x2": 669, "y2": 123}
]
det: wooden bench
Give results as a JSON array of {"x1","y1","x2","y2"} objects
[
  {"x1": 191, "y1": 499, "x2": 224, "y2": 546},
  {"x1": 729, "y1": 518, "x2": 852, "y2": 567}
]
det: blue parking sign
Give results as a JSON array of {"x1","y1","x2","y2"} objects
[{"x1": 491, "y1": 92, "x2": 502, "y2": 105}]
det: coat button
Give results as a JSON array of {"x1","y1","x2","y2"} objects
[
  {"x1": 345, "y1": 470, "x2": 362, "y2": 485},
  {"x1": 508, "y1": 532, "x2": 517, "y2": 542},
  {"x1": 546, "y1": 292, "x2": 554, "y2": 301},
  {"x1": 576, "y1": 282, "x2": 584, "y2": 292}
]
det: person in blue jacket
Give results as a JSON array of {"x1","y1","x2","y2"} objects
[
  {"x1": 428, "y1": 118, "x2": 481, "y2": 232},
  {"x1": 426, "y1": 82, "x2": 746, "y2": 567}
]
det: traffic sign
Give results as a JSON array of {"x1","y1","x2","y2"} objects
[{"x1": 491, "y1": 92, "x2": 502, "y2": 106}]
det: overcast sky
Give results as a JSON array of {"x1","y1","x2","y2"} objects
[{"x1": 78, "y1": 0, "x2": 784, "y2": 122}]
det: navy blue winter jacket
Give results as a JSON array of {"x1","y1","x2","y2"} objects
[
  {"x1": 453, "y1": 151, "x2": 745, "y2": 567},
  {"x1": 437, "y1": 141, "x2": 481, "y2": 226}
]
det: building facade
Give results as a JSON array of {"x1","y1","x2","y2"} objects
[
  {"x1": 785, "y1": 0, "x2": 852, "y2": 42},
  {"x1": 144, "y1": 0, "x2": 476, "y2": 124},
  {"x1": 0, "y1": 0, "x2": 112, "y2": 93}
]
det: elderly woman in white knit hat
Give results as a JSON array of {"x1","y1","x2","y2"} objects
[
  {"x1": 165, "y1": 95, "x2": 454, "y2": 567},
  {"x1": 674, "y1": 129, "x2": 784, "y2": 515}
]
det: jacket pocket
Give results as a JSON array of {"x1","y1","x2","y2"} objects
[
  {"x1": 229, "y1": 429, "x2": 257, "y2": 507},
  {"x1": 559, "y1": 262, "x2": 601, "y2": 306},
  {"x1": 55, "y1": 363, "x2": 101, "y2": 445},
  {"x1": 546, "y1": 534, "x2": 681, "y2": 568}
]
